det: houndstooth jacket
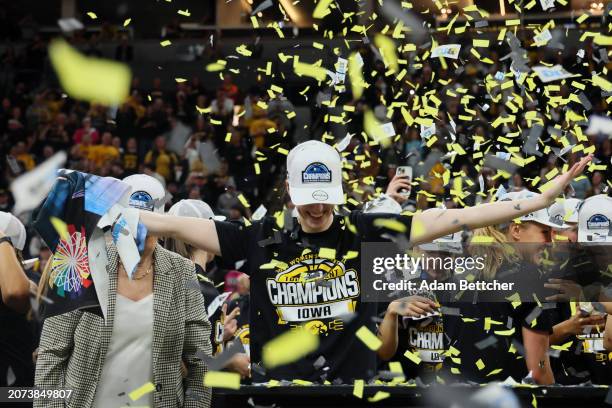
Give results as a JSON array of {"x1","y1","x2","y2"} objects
[{"x1": 34, "y1": 244, "x2": 212, "y2": 408}]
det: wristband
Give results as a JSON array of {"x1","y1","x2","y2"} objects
[{"x1": 0, "y1": 236, "x2": 14, "y2": 248}]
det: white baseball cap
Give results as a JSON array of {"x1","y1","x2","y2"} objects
[
  {"x1": 168, "y1": 199, "x2": 226, "y2": 221},
  {"x1": 549, "y1": 198, "x2": 581, "y2": 226},
  {"x1": 287, "y1": 140, "x2": 344, "y2": 205},
  {"x1": 122, "y1": 174, "x2": 166, "y2": 213},
  {"x1": 363, "y1": 194, "x2": 402, "y2": 214},
  {"x1": 499, "y1": 190, "x2": 567, "y2": 229},
  {"x1": 0, "y1": 211, "x2": 26, "y2": 251},
  {"x1": 578, "y1": 194, "x2": 612, "y2": 244}
]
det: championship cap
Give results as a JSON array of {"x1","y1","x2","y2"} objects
[
  {"x1": 122, "y1": 174, "x2": 166, "y2": 213},
  {"x1": 549, "y1": 198, "x2": 581, "y2": 226},
  {"x1": 0, "y1": 211, "x2": 26, "y2": 251},
  {"x1": 499, "y1": 190, "x2": 568, "y2": 229},
  {"x1": 286, "y1": 140, "x2": 344, "y2": 205},
  {"x1": 168, "y1": 199, "x2": 226, "y2": 221},
  {"x1": 578, "y1": 194, "x2": 612, "y2": 244}
]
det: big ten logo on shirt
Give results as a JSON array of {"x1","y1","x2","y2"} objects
[
  {"x1": 266, "y1": 252, "x2": 360, "y2": 335},
  {"x1": 402, "y1": 315, "x2": 445, "y2": 366}
]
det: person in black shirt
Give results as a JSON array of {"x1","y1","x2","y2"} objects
[
  {"x1": 447, "y1": 190, "x2": 565, "y2": 384},
  {"x1": 140, "y1": 142, "x2": 592, "y2": 382},
  {"x1": 164, "y1": 199, "x2": 250, "y2": 377},
  {"x1": 0, "y1": 212, "x2": 35, "y2": 387}
]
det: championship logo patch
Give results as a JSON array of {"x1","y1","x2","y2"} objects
[
  {"x1": 586, "y1": 214, "x2": 610, "y2": 230},
  {"x1": 129, "y1": 191, "x2": 154, "y2": 211},
  {"x1": 302, "y1": 162, "x2": 332, "y2": 183}
]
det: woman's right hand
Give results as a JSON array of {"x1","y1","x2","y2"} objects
[
  {"x1": 221, "y1": 303, "x2": 240, "y2": 342},
  {"x1": 387, "y1": 296, "x2": 438, "y2": 318},
  {"x1": 226, "y1": 353, "x2": 251, "y2": 379}
]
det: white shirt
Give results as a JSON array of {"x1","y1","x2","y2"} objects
[{"x1": 93, "y1": 294, "x2": 154, "y2": 408}]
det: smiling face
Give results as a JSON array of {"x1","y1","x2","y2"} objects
[
  {"x1": 296, "y1": 203, "x2": 335, "y2": 233},
  {"x1": 508, "y1": 221, "x2": 551, "y2": 264}
]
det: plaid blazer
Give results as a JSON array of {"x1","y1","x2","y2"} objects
[{"x1": 34, "y1": 244, "x2": 212, "y2": 408}]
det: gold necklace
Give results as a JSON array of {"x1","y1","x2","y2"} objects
[{"x1": 132, "y1": 262, "x2": 153, "y2": 280}]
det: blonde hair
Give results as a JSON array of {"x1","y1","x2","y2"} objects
[
  {"x1": 469, "y1": 225, "x2": 519, "y2": 280},
  {"x1": 163, "y1": 237, "x2": 194, "y2": 259},
  {"x1": 36, "y1": 255, "x2": 54, "y2": 304}
]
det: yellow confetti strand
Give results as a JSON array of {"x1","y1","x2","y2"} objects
[
  {"x1": 313, "y1": 0, "x2": 334, "y2": 18},
  {"x1": 87, "y1": 12, "x2": 97, "y2": 19},
  {"x1": 49, "y1": 39, "x2": 131, "y2": 106},
  {"x1": 50, "y1": 217, "x2": 69, "y2": 241},
  {"x1": 128, "y1": 382, "x2": 155, "y2": 401},
  {"x1": 355, "y1": 326, "x2": 382, "y2": 351},
  {"x1": 262, "y1": 329, "x2": 319, "y2": 368},
  {"x1": 203, "y1": 371, "x2": 241, "y2": 389}
]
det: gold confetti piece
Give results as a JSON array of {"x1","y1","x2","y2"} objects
[
  {"x1": 175, "y1": 78, "x2": 187, "y2": 83},
  {"x1": 344, "y1": 250, "x2": 359, "y2": 260},
  {"x1": 177, "y1": 9, "x2": 191, "y2": 16},
  {"x1": 128, "y1": 382, "x2": 155, "y2": 401},
  {"x1": 364, "y1": 110, "x2": 392, "y2": 147},
  {"x1": 203, "y1": 371, "x2": 241, "y2": 390},
  {"x1": 50, "y1": 217, "x2": 69, "y2": 241},
  {"x1": 353, "y1": 379, "x2": 364, "y2": 398},
  {"x1": 254, "y1": 163, "x2": 261, "y2": 175},
  {"x1": 476, "y1": 359, "x2": 485, "y2": 370},
  {"x1": 404, "y1": 350, "x2": 422, "y2": 365},
  {"x1": 250, "y1": 16, "x2": 259, "y2": 28},
  {"x1": 551, "y1": 340, "x2": 573, "y2": 351},
  {"x1": 532, "y1": 394, "x2": 538, "y2": 407},
  {"x1": 206, "y1": 61, "x2": 226, "y2": 71},
  {"x1": 484, "y1": 317, "x2": 503, "y2": 331},
  {"x1": 294, "y1": 62, "x2": 328, "y2": 82},
  {"x1": 262, "y1": 329, "x2": 319, "y2": 368},
  {"x1": 372, "y1": 217, "x2": 407, "y2": 233},
  {"x1": 493, "y1": 327, "x2": 516, "y2": 336},
  {"x1": 471, "y1": 235, "x2": 494, "y2": 243},
  {"x1": 318, "y1": 247, "x2": 336, "y2": 259},
  {"x1": 592, "y1": 74, "x2": 612, "y2": 92},
  {"x1": 348, "y1": 52, "x2": 366, "y2": 99},
  {"x1": 236, "y1": 44, "x2": 252, "y2": 57},
  {"x1": 238, "y1": 194, "x2": 251, "y2": 208},
  {"x1": 576, "y1": 13, "x2": 589, "y2": 24},
  {"x1": 374, "y1": 34, "x2": 399, "y2": 73},
  {"x1": 313, "y1": 0, "x2": 333, "y2": 18},
  {"x1": 87, "y1": 12, "x2": 97, "y2": 19},
  {"x1": 594, "y1": 34, "x2": 612, "y2": 45},
  {"x1": 486, "y1": 368, "x2": 503, "y2": 377},
  {"x1": 505, "y1": 19, "x2": 520, "y2": 26},
  {"x1": 368, "y1": 392, "x2": 390, "y2": 402},
  {"x1": 49, "y1": 39, "x2": 131, "y2": 106},
  {"x1": 123, "y1": 18, "x2": 131, "y2": 27},
  {"x1": 462, "y1": 317, "x2": 477, "y2": 322},
  {"x1": 292, "y1": 379, "x2": 313, "y2": 386},
  {"x1": 356, "y1": 326, "x2": 382, "y2": 351},
  {"x1": 160, "y1": 40, "x2": 172, "y2": 47},
  {"x1": 473, "y1": 39, "x2": 489, "y2": 48}
]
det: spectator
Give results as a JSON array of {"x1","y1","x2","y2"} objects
[
  {"x1": 89, "y1": 131, "x2": 120, "y2": 169},
  {"x1": 144, "y1": 135, "x2": 178, "y2": 182},
  {"x1": 73, "y1": 117, "x2": 99, "y2": 145},
  {"x1": 211, "y1": 90, "x2": 234, "y2": 120},
  {"x1": 114, "y1": 35, "x2": 133, "y2": 62},
  {"x1": 219, "y1": 73, "x2": 239, "y2": 103}
]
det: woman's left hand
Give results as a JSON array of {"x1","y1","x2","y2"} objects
[{"x1": 542, "y1": 155, "x2": 592, "y2": 204}]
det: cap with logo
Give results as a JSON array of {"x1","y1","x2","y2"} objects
[
  {"x1": 499, "y1": 190, "x2": 567, "y2": 229},
  {"x1": 168, "y1": 199, "x2": 226, "y2": 221},
  {"x1": 0, "y1": 211, "x2": 26, "y2": 251},
  {"x1": 548, "y1": 198, "x2": 581, "y2": 226},
  {"x1": 578, "y1": 194, "x2": 612, "y2": 244},
  {"x1": 287, "y1": 140, "x2": 344, "y2": 205},
  {"x1": 122, "y1": 174, "x2": 166, "y2": 213}
]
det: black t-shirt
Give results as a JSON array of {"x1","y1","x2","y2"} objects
[
  {"x1": 444, "y1": 261, "x2": 556, "y2": 383},
  {"x1": 228, "y1": 295, "x2": 251, "y2": 356},
  {"x1": 214, "y1": 211, "x2": 412, "y2": 382},
  {"x1": 195, "y1": 264, "x2": 224, "y2": 353}
]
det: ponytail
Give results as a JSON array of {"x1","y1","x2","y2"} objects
[{"x1": 469, "y1": 225, "x2": 518, "y2": 280}]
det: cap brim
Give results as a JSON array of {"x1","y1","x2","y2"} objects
[
  {"x1": 578, "y1": 230, "x2": 612, "y2": 244},
  {"x1": 530, "y1": 219, "x2": 570, "y2": 229},
  {"x1": 289, "y1": 186, "x2": 344, "y2": 205}
]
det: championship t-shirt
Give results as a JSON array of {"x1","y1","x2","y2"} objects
[
  {"x1": 214, "y1": 211, "x2": 412, "y2": 382},
  {"x1": 444, "y1": 261, "x2": 556, "y2": 383}
]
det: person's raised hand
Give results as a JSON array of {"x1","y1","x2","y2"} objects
[
  {"x1": 542, "y1": 154, "x2": 592, "y2": 204},
  {"x1": 388, "y1": 296, "x2": 438, "y2": 318},
  {"x1": 386, "y1": 174, "x2": 412, "y2": 204}
]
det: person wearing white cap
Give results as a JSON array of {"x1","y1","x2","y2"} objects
[
  {"x1": 0, "y1": 211, "x2": 36, "y2": 387},
  {"x1": 163, "y1": 199, "x2": 250, "y2": 378},
  {"x1": 0, "y1": 211, "x2": 30, "y2": 313},
  {"x1": 139, "y1": 140, "x2": 591, "y2": 381},
  {"x1": 35, "y1": 175, "x2": 212, "y2": 408},
  {"x1": 549, "y1": 198, "x2": 582, "y2": 243}
]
